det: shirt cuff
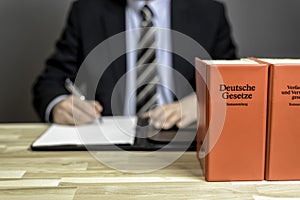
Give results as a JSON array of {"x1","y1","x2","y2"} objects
[{"x1": 44, "y1": 95, "x2": 69, "y2": 122}]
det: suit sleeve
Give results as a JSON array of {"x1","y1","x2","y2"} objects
[
  {"x1": 32, "y1": 1, "x2": 83, "y2": 121},
  {"x1": 212, "y1": 3, "x2": 237, "y2": 59}
]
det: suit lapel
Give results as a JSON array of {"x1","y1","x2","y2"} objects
[
  {"x1": 171, "y1": 0, "x2": 189, "y2": 34},
  {"x1": 170, "y1": 0, "x2": 196, "y2": 99},
  {"x1": 170, "y1": 0, "x2": 189, "y2": 73},
  {"x1": 102, "y1": 0, "x2": 127, "y2": 40},
  {"x1": 101, "y1": 1, "x2": 127, "y2": 114}
]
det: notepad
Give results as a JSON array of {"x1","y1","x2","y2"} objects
[{"x1": 32, "y1": 116, "x2": 137, "y2": 148}]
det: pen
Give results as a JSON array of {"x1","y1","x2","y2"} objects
[
  {"x1": 64, "y1": 78, "x2": 102, "y2": 122},
  {"x1": 65, "y1": 78, "x2": 86, "y2": 101}
]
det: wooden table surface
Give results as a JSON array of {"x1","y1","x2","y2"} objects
[{"x1": 0, "y1": 124, "x2": 300, "y2": 200}]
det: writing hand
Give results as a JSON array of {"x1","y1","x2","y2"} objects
[{"x1": 52, "y1": 95, "x2": 102, "y2": 125}]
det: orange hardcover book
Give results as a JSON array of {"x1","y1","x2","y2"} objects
[
  {"x1": 195, "y1": 58, "x2": 268, "y2": 181},
  {"x1": 252, "y1": 58, "x2": 300, "y2": 180}
]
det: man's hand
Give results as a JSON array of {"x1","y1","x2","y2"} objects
[
  {"x1": 143, "y1": 94, "x2": 198, "y2": 130},
  {"x1": 52, "y1": 95, "x2": 102, "y2": 125}
]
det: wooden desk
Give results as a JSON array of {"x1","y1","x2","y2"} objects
[{"x1": 0, "y1": 124, "x2": 300, "y2": 199}]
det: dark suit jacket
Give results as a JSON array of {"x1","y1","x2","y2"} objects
[{"x1": 33, "y1": 0, "x2": 236, "y2": 121}]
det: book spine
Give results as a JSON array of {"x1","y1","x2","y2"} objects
[
  {"x1": 267, "y1": 64, "x2": 300, "y2": 180},
  {"x1": 205, "y1": 64, "x2": 268, "y2": 181}
]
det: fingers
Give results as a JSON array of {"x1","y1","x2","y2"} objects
[
  {"x1": 177, "y1": 94, "x2": 198, "y2": 128},
  {"x1": 52, "y1": 95, "x2": 102, "y2": 125},
  {"x1": 94, "y1": 101, "x2": 103, "y2": 113},
  {"x1": 52, "y1": 103, "x2": 74, "y2": 125},
  {"x1": 176, "y1": 116, "x2": 193, "y2": 128},
  {"x1": 147, "y1": 106, "x2": 165, "y2": 129},
  {"x1": 72, "y1": 97, "x2": 100, "y2": 118},
  {"x1": 147, "y1": 103, "x2": 181, "y2": 130},
  {"x1": 164, "y1": 110, "x2": 181, "y2": 129},
  {"x1": 144, "y1": 94, "x2": 198, "y2": 130}
]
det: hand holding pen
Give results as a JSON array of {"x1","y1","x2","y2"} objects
[{"x1": 51, "y1": 78, "x2": 102, "y2": 125}]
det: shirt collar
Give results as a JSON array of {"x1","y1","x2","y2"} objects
[{"x1": 127, "y1": 0, "x2": 170, "y2": 19}]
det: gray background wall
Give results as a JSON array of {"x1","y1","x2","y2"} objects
[{"x1": 0, "y1": 0, "x2": 299, "y2": 122}]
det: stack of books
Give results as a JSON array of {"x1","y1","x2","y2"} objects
[{"x1": 195, "y1": 58, "x2": 300, "y2": 181}]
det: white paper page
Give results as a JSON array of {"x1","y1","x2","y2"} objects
[{"x1": 32, "y1": 116, "x2": 137, "y2": 147}]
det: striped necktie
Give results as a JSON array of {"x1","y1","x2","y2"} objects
[{"x1": 136, "y1": 5, "x2": 158, "y2": 115}]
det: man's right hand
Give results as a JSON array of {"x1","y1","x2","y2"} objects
[{"x1": 52, "y1": 95, "x2": 103, "y2": 125}]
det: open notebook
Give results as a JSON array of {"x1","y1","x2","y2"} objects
[{"x1": 31, "y1": 116, "x2": 137, "y2": 150}]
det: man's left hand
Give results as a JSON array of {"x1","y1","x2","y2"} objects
[{"x1": 142, "y1": 94, "x2": 198, "y2": 130}]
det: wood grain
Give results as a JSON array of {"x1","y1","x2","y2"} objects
[{"x1": 0, "y1": 124, "x2": 300, "y2": 199}]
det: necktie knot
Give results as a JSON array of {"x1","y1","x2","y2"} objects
[{"x1": 140, "y1": 5, "x2": 153, "y2": 27}]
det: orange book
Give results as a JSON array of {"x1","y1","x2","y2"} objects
[
  {"x1": 252, "y1": 58, "x2": 300, "y2": 180},
  {"x1": 195, "y1": 58, "x2": 268, "y2": 181}
]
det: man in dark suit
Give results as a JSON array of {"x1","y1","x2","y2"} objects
[{"x1": 33, "y1": 0, "x2": 236, "y2": 128}]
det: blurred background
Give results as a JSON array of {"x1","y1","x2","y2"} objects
[{"x1": 0, "y1": 0, "x2": 299, "y2": 122}]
